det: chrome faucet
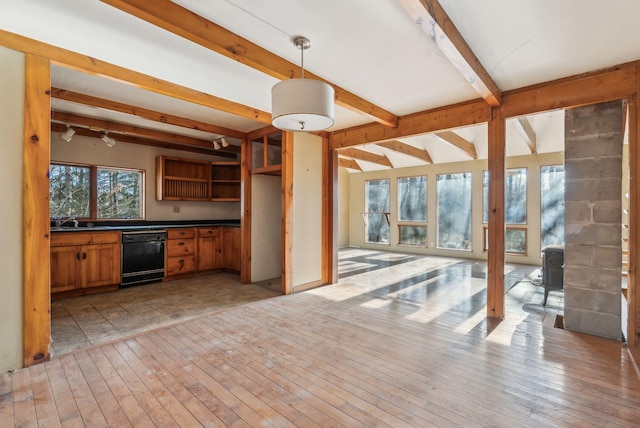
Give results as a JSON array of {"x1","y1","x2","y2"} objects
[{"x1": 55, "y1": 216, "x2": 79, "y2": 228}]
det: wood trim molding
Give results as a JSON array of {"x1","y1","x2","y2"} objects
[
  {"x1": 23, "y1": 54, "x2": 51, "y2": 367},
  {"x1": 281, "y1": 131, "x2": 294, "y2": 295},
  {"x1": 337, "y1": 148, "x2": 393, "y2": 167},
  {"x1": 322, "y1": 137, "x2": 338, "y2": 285},
  {"x1": 435, "y1": 130, "x2": 477, "y2": 159},
  {"x1": 240, "y1": 137, "x2": 252, "y2": 283},
  {"x1": 512, "y1": 117, "x2": 537, "y2": 153},
  {"x1": 487, "y1": 107, "x2": 506, "y2": 320},
  {"x1": 51, "y1": 87, "x2": 246, "y2": 139},
  {"x1": 396, "y1": 0, "x2": 501, "y2": 106},
  {"x1": 376, "y1": 140, "x2": 433, "y2": 163},
  {"x1": 0, "y1": 29, "x2": 270, "y2": 123},
  {"x1": 330, "y1": 99, "x2": 490, "y2": 150},
  {"x1": 99, "y1": 0, "x2": 399, "y2": 128},
  {"x1": 628, "y1": 72, "x2": 640, "y2": 345}
]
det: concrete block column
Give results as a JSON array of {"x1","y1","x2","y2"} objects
[{"x1": 564, "y1": 100, "x2": 623, "y2": 340}]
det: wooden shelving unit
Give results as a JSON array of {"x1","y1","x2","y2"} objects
[
  {"x1": 156, "y1": 156, "x2": 211, "y2": 201},
  {"x1": 211, "y1": 162, "x2": 241, "y2": 201}
]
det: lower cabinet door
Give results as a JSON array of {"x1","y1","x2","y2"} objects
[
  {"x1": 167, "y1": 255, "x2": 196, "y2": 276},
  {"x1": 82, "y1": 243, "x2": 121, "y2": 288},
  {"x1": 197, "y1": 236, "x2": 223, "y2": 271},
  {"x1": 50, "y1": 245, "x2": 82, "y2": 293}
]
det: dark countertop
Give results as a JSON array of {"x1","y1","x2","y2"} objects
[{"x1": 51, "y1": 219, "x2": 240, "y2": 233}]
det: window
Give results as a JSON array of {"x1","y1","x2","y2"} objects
[
  {"x1": 482, "y1": 168, "x2": 527, "y2": 224},
  {"x1": 483, "y1": 226, "x2": 527, "y2": 254},
  {"x1": 541, "y1": 165, "x2": 565, "y2": 247},
  {"x1": 50, "y1": 163, "x2": 144, "y2": 220},
  {"x1": 364, "y1": 179, "x2": 390, "y2": 244},
  {"x1": 437, "y1": 173, "x2": 472, "y2": 250},
  {"x1": 397, "y1": 176, "x2": 427, "y2": 246}
]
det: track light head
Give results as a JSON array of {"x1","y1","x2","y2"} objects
[
  {"x1": 212, "y1": 139, "x2": 221, "y2": 150},
  {"x1": 101, "y1": 132, "x2": 116, "y2": 148},
  {"x1": 60, "y1": 125, "x2": 75, "y2": 142},
  {"x1": 220, "y1": 137, "x2": 229, "y2": 147}
]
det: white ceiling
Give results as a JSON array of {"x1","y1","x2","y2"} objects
[{"x1": 2, "y1": 0, "x2": 639, "y2": 166}]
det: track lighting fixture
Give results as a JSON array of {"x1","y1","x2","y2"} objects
[
  {"x1": 101, "y1": 131, "x2": 117, "y2": 147},
  {"x1": 60, "y1": 125, "x2": 75, "y2": 142},
  {"x1": 212, "y1": 136, "x2": 230, "y2": 150}
]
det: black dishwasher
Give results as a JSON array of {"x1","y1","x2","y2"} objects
[{"x1": 121, "y1": 230, "x2": 166, "y2": 287}]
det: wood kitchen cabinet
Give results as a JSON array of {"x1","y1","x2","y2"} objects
[
  {"x1": 221, "y1": 227, "x2": 241, "y2": 272},
  {"x1": 197, "y1": 228, "x2": 223, "y2": 271},
  {"x1": 50, "y1": 231, "x2": 121, "y2": 296},
  {"x1": 166, "y1": 228, "x2": 197, "y2": 276}
]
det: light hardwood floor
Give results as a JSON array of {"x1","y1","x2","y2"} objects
[{"x1": 2, "y1": 249, "x2": 638, "y2": 427}]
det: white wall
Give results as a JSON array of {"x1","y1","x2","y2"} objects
[
  {"x1": 0, "y1": 47, "x2": 24, "y2": 373},
  {"x1": 346, "y1": 152, "x2": 564, "y2": 265},
  {"x1": 338, "y1": 167, "x2": 350, "y2": 247},
  {"x1": 51, "y1": 135, "x2": 240, "y2": 221},
  {"x1": 292, "y1": 133, "x2": 323, "y2": 287},
  {"x1": 251, "y1": 174, "x2": 281, "y2": 282}
]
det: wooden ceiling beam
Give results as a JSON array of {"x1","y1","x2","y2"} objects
[
  {"x1": 0, "y1": 29, "x2": 270, "y2": 124},
  {"x1": 99, "y1": 0, "x2": 399, "y2": 128},
  {"x1": 51, "y1": 111, "x2": 240, "y2": 154},
  {"x1": 513, "y1": 117, "x2": 537, "y2": 153},
  {"x1": 330, "y1": 99, "x2": 489, "y2": 150},
  {"x1": 51, "y1": 122, "x2": 235, "y2": 158},
  {"x1": 51, "y1": 87, "x2": 246, "y2": 139},
  {"x1": 338, "y1": 158, "x2": 362, "y2": 171},
  {"x1": 338, "y1": 148, "x2": 393, "y2": 167},
  {"x1": 376, "y1": 140, "x2": 433, "y2": 163},
  {"x1": 396, "y1": 0, "x2": 501, "y2": 106},
  {"x1": 435, "y1": 130, "x2": 477, "y2": 159}
]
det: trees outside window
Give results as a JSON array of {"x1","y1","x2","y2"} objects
[
  {"x1": 541, "y1": 165, "x2": 565, "y2": 247},
  {"x1": 364, "y1": 179, "x2": 390, "y2": 244},
  {"x1": 50, "y1": 163, "x2": 144, "y2": 220},
  {"x1": 398, "y1": 176, "x2": 427, "y2": 246},
  {"x1": 437, "y1": 173, "x2": 472, "y2": 250},
  {"x1": 483, "y1": 168, "x2": 527, "y2": 224}
]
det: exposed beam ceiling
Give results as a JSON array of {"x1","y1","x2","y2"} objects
[
  {"x1": 396, "y1": 0, "x2": 501, "y2": 106},
  {"x1": 338, "y1": 158, "x2": 362, "y2": 171},
  {"x1": 51, "y1": 122, "x2": 234, "y2": 157},
  {"x1": 0, "y1": 29, "x2": 270, "y2": 124},
  {"x1": 51, "y1": 111, "x2": 240, "y2": 155},
  {"x1": 376, "y1": 140, "x2": 433, "y2": 163},
  {"x1": 99, "y1": 0, "x2": 399, "y2": 128},
  {"x1": 338, "y1": 148, "x2": 393, "y2": 168},
  {"x1": 51, "y1": 88, "x2": 246, "y2": 139},
  {"x1": 513, "y1": 117, "x2": 537, "y2": 153},
  {"x1": 435, "y1": 130, "x2": 477, "y2": 159}
]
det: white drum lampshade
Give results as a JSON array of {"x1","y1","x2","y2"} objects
[{"x1": 271, "y1": 78, "x2": 335, "y2": 131}]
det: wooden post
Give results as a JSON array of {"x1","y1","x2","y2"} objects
[
  {"x1": 322, "y1": 136, "x2": 339, "y2": 284},
  {"x1": 240, "y1": 136, "x2": 251, "y2": 283},
  {"x1": 281, "y1": 131, "x2": 294, "y2": 294},
  {"x1": 487, "y1": 107, "x2": 506, "y2": 319},
  {"x1": 628, "y1": 74, "x2": 640, "y2": 345},
  {"x1": 23, "y1": 53, "x2": 51, "y2": 367}
]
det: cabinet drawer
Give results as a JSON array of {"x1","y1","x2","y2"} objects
[
  {"x1": 167, "y1": 238, "x2": 195, "y2": 256},
  {"x1": 198, "y1": 227, "x2": 220, "y2": 237},
  {"x1": 166, "y1": 255, "x2": 196, "y2": 275},
  {"x1": 167, "y1": 228, "x2": 195, "y2": 239},
  {"x1": 51, "y1": 231, "x2": 121, "y2": 246}
]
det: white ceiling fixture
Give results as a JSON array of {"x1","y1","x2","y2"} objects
[
  {"x1": 271, "y1": 37, "x2": 334, "y2": 132},
  {"x1": 101, "y1": 131, "x2": 117, "y2": 148},
  {"x1": 59, "y1": 124, "x2": 75, "y2": 142},
  {"x1": 212, "y1": 136, "x2": 230, "y2": 150}
]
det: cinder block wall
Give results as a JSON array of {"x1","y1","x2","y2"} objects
[{"x1": 564, "y1": 100, "x2": 623, "y2": 340}]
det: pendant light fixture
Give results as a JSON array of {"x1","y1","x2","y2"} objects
[{"x1": 271, "y1": 37, "x2": 335, "y2": 132}]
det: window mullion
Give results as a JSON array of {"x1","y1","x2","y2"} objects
[{"x1": 90, "y1": 166, "x2": 98, "y2": 220}]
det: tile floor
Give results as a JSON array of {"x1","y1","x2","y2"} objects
[{"x1": 51, "y1": 273, "x2": 281, "y2": 356}]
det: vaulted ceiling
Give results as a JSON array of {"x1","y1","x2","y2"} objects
[{"x1": 2, "y1": 0, "x2": 639, "y2": 169}]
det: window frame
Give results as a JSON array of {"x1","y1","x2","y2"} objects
[
  {"x1": 397, "y1": 175, "x2": 428, "y2": 247},
  {"x1": 540, "y1": 164, "x2": 565, "y2": 248},
  {"x1": 50, "y1": 161, "x2": 145, "y2": 221},
  {"x1": 482, "y1": 225, "x2": 528, "y2": 255},
  {"x1": 363, "y1": 178, "x2": 391, "y2": 245},
  {"x1": 482, "y1": 168, "x2": 528, "y2": 225},
  {"x1": 436, "y1": 171, "x2": 473, "y2": 251}
]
